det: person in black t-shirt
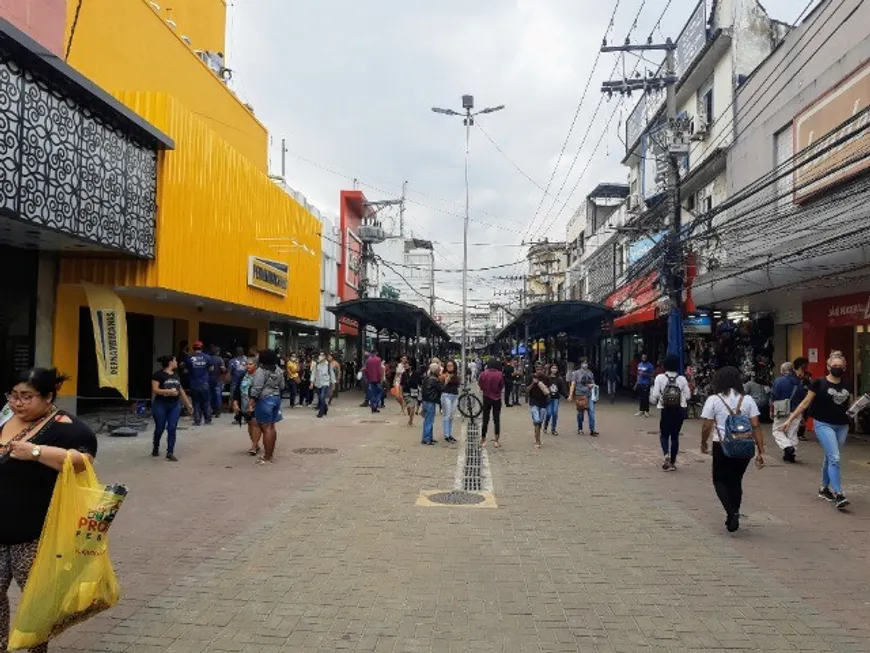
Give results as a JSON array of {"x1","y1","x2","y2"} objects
[
  {"x1": 527, "y1": 367, "x2": 552, "y2": 449},
  {"x1": 0, "y1": 368, "x2": 99, "y2": 649},
  {"x1": 152, "y1": 355, "x2": 192, "y2": 462},
  {"x1": 783, "y1": 351, "x2": 852, "y2": 509}
]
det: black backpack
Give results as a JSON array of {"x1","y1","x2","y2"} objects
[{"x1": 661, "y1": 373, "x2": 683, "y2": 408}]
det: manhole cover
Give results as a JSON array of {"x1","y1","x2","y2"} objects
[
  {"x1": 292, "y1": 447, "x2": 338, "y2": 455},
  {"x1": 428, "y1": 491, "x2": 486, "y2": 505}
]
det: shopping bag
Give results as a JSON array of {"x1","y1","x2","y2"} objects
[{"x1": 8, "y1": 453, "x2": 126, "y2": 650}]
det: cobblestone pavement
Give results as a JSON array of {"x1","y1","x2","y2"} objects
[{"x1": 34, "y1": 394, "x2": 870, "y2": 652}]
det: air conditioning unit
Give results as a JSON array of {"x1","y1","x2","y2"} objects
[{"x1": 690, "y1": 117, "x2": 710, "y2": 141}]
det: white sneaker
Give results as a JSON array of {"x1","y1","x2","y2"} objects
[{"x1": 634, "y1": 411, "x2": 643, "y2": 417}]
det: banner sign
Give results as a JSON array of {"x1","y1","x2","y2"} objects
[
  {"x1": 676, "y1": 0, "x2": 707, "y2": 79},
  {"x1": 684, "y1": 312, "x2": 713, "y2": 334},
  {"x1": 82, "y1": 283, "x2": 129, "y2": 399},
  {"x1": 628, "y1": 230, "x2": 668, "y2": 265},
  {"x1": 247, "y1": 256, "x2": 289, "y2": 296}
]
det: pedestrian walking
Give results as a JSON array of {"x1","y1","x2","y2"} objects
[
  {"x1": 301, "y1": 355, "x2": 314, "y2": 406},
  {"x1": 569, "y1": 358, "x2": 598, "y2": 436},
  {"x1": 543, "y1": 364, "x2": 568, "y2": 436},
  {"x1": 151, "y1": 355, "x2": 192, "y2": 462},
  {"x1": 603, "y1": 356, "x2": 620, "y2": 403},
  {"x1": 231, "y1": 357, "x2": 261, "y2": 456},
  {"x1": 311, "y1": 352, "x2": 335, "y2": 418},
  {"x1": 770, "y1": 361, "x2": 803, "y2": 463},
  {"x1": 479, "y1": 359, "x2": 504, "y2": 448},
  {"x1": 286, "y1": 353, "x2": 300, "y2": 407},
  {"x1": 228, "y1": 347, "x2": 247, "y2": 412},
  {"x1": 328, "y1": 353, "x2": 341, "y2": 404},
  {"x1": 635, "y1": 353, "x2": 655, "y2": 417},
  {"x1": 208, "y1": 344, "x2": 226, "y2": 417},
  {"x1": 440, "y1": 360, "x2": 460, "y2": 443},
  {"x1": 649, "y1": 355, "x2": 691, "y2": 471},
  {"x1": 391, "y1": 356, "x2": 409, "y2": 414},
  {"x1": 793, "y1": 357, "x2": 812, "y2": 440},
  {"x1": 700, "y1": 366, "x2": 766, "y2": 533},
  {"x1": 0, "y1": 368, "x2": 99, "y2": 653},
  {"x1": 781, "y1": 351, "x2": 852, "y2": 509},
  {"x1": 527, "y1": 368, "x2": 551, "y2": 449},
  {"x1": 420, "y1": 363, "x2": 442, "y2": 445},
  {"x1": 502, "y1": 359, "x2": 515, "y2": 407},
  {"x1": 403, "y1": 363, "x2": 421, "y2": 427},
  {"x1": 364, "y1": 351, "x2": 384, "y2": 413},
  {"x1": 249, "y1": 349, "x2": 285, "y2": 464},
  {"x1": 185, "y1": 341, "x2": 213, "y2": 426}
]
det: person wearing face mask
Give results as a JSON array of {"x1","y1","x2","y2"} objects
[
  {"x1": 286, "y1": 353, "x2": 300, "y2": 408},
  {"x1": 569, "y1": 358, "x2": 598, "y2": 436},
  {"x1": 635, "y1": 353, "x2": 655, "y2": 417},
  {"x1": 782, "y1": 351, "x2": 852, "y2": 510},
  {"x1": 311, "y1": 352, "x2": 336, "y2": 418},
  {"x1": 543, "y1": 364, "x2": 568, "y2": 436}
]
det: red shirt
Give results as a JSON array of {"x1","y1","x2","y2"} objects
[
  {"x1": 364, "y1": 355, "x2": 383, "y2": 383},
  {"x1": 478, "y1": 368, "x2": 505, "y2": 401}
]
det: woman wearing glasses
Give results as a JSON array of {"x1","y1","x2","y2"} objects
[{"x1": 0, "y1": 368, "x2": 98, "y2": 653}]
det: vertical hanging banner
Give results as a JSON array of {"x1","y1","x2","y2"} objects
[{"x1": 82, "y1": 283, "x2": 129, "y2": 399}]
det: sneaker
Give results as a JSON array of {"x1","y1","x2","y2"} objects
[
  {"x1": 552, "y1": 430, "x2": 559, "y2": 436},
  {"x1": 835, "y1": 494, "x2": 850, "y2": 510},
  {"x1": 818, "y1": 487, "x2": 836, "y2": 502},
  {"x1": 634, "y1": 411, "x2": 643, "y2": 417},
  {"x1": 668, "y1": 461, "x2": 676, "y2": 471},
  {"x1": 577, "y1": 429, "x2": 584, "y2": 435},
  {"x1": 151, "y1": 449, "x2": 159, "y2": 457},
  {"x1": 726, "y1": 512, "x2": 740, "y2": 532},
  {"x1": 662, "y1": 457, "x2": 670, "y2": 471},
  {"x1": 590, "y1": 431, "x2": 599, "y2": 437},
  {"x1": 166, "y1": 454, "x2": 178, "y2": 462}
]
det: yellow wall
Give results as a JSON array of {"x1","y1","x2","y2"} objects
[
  {"x1": 64, "y1": 0, "x2": 266, "y2": 171},
  {"x1": 52, "y1": 285, "x2": 268, "y2": 398},
  {"x1": 59, "y1": 92, "x2": 321, "y2": 322},
  {"x1": 159, "y1": 0, "x2": 227, "y2": 54}
]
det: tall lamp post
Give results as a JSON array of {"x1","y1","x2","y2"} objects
[{"x1": 432, "y1": 95, "x2": 504, "y2": 387}]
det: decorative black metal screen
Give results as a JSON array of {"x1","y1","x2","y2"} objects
[{"x1": 0, "y1": 51, "x2": 157, "y2": 257}]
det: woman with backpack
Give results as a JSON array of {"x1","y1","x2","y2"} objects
[
  {"x1": 781, "y1": 351, "x2": 852, "y2": 510},
  {"x1": 700, "y1": 366, "x2": 765, "y2": 533},
  {"x1": 650, "y1": 355, "x2": 691, "y2": 471}
]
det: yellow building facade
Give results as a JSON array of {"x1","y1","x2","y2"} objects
[{"x1": 54, "y1": 0, "x2": 321, "y2": 406}]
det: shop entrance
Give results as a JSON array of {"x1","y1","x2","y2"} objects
[
  {"x1": 199, "y1": 322, "x2": 254, "y2": 356},
  {"x1": 0, "y1": 246, "x2": 37, "y2": 393}
]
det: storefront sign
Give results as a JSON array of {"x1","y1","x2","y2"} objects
[
  {"x1": 82, "y1": 283, "x2": 129, "y2": 399},
  {"x1": 683, "y1": 312, "x2": 712, "y2": 334},
  {"x1": 675, "y1": 1, "x2": 707, "y2": 80},
  {"x1": 346, "y1": 229, "x2": 362, "y2": 290},
  {"x1": 805, "y1": 292, "x2": 870, "y2": 328},
  {"x1": 628, "y1": 231, "x2": 668, "y2": 265},
  {"x1": 794, "y1": 59, "x2": 870, "y2": 202},
  {"x1": 247, "y1": 256, "x2": 289, "y2": 296},
  {"x1": 606, "y1": 271, "x2": 660, "y2": 314}
]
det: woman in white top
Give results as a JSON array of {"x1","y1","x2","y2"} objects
[
  {"x1": 700, "y1": 366, "x2": 766, "y2": 533},
  {"x1": 649, "y1": 355, "x2": 692, "y2": 471}
]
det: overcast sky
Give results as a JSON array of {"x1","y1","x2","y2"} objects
[{"x1": 227, "y1": 0, "x2": 806, "y2": 312}]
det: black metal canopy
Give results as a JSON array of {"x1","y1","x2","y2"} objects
[
  {"x1": 493, "y1": 300, "x2": 619, "y2": 341},
  {"x1": 328, "y1": 299, "x2": 450, "y2": 341}
]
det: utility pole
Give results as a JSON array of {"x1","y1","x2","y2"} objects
[
  {"x1": 399, "y1": 180, "x2": 407, "y2": 238},
  {"x1": 280, "y1": 138, "x2": 287, "y2": 179},
  {"x1": 600, "y1": 37, "x2": 686, "y2": 372}
]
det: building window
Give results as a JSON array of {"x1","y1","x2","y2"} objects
[{"x1": 697, "y1": 75, "x2": 714, "y2": 128}]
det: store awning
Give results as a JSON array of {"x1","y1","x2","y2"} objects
[
  {"x1": 328, "y1": 298, "x2": 450, "y2": 341},
  {"x1": 606, "y1": 271, "x2": 663, "y2": 329},
  {"x1": 493, "y1": 300, "x2": 618, "y2": 342}
]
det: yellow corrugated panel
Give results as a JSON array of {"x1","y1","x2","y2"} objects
[
  {"x1": 61, "y1": 92, "x2": 321, "y2": 322},
  {"x1": 65, "y1": 0, "x2": 267, "y2": 170}
]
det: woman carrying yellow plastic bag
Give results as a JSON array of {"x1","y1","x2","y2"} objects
[{"x1": 0, "y1": 368, "x2": 123, "y2": 652}]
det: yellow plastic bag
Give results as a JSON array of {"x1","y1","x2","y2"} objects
[{"x1": 8, "y1": 453, "x2": 124, "y2": 650}]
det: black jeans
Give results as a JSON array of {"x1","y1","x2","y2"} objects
[
  {"x1": 638, "y1": 385, "x2": 651, "y2": 412},
  {"x1": 712, "y1": 442, "x2": 752, "y2": 516},
  {"x1": 482, "y1": 397, "x2": 502, "y2": 439},
  {"x1": 287, "y1": 379, "x2": 298, "y2": 406},
  {"x1": 504, "y1": 383, "x2": 514, "y2": 407},
  {"x1": 659, "y1": 407, "x2": 684, "y2": 463}
]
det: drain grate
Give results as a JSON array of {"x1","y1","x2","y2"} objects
[
  {"x1": 292, "y1": 447, "x2": 338, "y2": 455},
  {"x1": 428, "y1": 490, "x2": 486, "y2": 505},
  {"x1": 463, "y1": 419, "x2": 482, "y2": 491}
]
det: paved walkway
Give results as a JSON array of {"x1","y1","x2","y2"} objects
[{"x1": 35, "y1": 394, "x2": 870, "y2": 652}]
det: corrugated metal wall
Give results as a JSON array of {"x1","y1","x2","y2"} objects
[{"x1": 60, "y1": 92, "x2": 321, "y2": 321}]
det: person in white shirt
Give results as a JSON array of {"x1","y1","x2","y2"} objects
[
  {"x1": 700, "y1": 366, "x2": 766, "y2": 533},
  {"x1": 649, "y1": 355, "x2": 692, "y2": 471}
]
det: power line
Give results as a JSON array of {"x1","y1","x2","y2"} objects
[{"x1": 65, "y1": 0, "x2": 84, "y2": 61}]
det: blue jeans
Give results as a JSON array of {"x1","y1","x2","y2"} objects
[
  {"x1": 441, "y1": 393, "x2": 458, "y2": 438},
  {"x1": 287, "y1": 379, "x2": 298, "y2": 406},
  {"x1": 530, "y1": 405, "x2": 546, "y2": 425},
  {"x1": 316, "y1": 385, "x2": 330, "y2": 416},
  {"x1": 152, "y1": 400, "x2": 181, "y2": 454},
  {"x1": 577, "y1": 400, "x2": 596, "y2": 432},
  {"x1": 544, "y1": 398, "x2": 560, "y2": 431},
  {"x1": 191, "y1": 384, "x2": 212, "y2": 424},
  {"x1": 422, "y1": 401, "x2": 436, "y2": 443},
  {"x1": 815, "y1": 420, "x2": 849, "y2": 494},
  {"x1": 209, "y1": 378, "x2": 222, "y2": 413},
  {"x1": 367, "y1": 382, "x2": 382, "y2": 412}
]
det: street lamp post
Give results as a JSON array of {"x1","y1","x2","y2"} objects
[{"x1": 432, "y1": 96, "x2": 504, "y2": 387}]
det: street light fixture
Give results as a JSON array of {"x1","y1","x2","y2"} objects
[{"x1": 431, "y1": 95, "x2": 505, "y2": 388}]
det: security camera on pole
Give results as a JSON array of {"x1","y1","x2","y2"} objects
[
  {"x1": 600, "y1": 38, "x2": 688, "y2": 372},
  {"x1": 432, "y1": 96, "x2": 505, "y2": 387}
]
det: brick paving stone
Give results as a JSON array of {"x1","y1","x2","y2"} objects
[{"x1": 28, "y1": 394, "x2": 870, "y2": 652}]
